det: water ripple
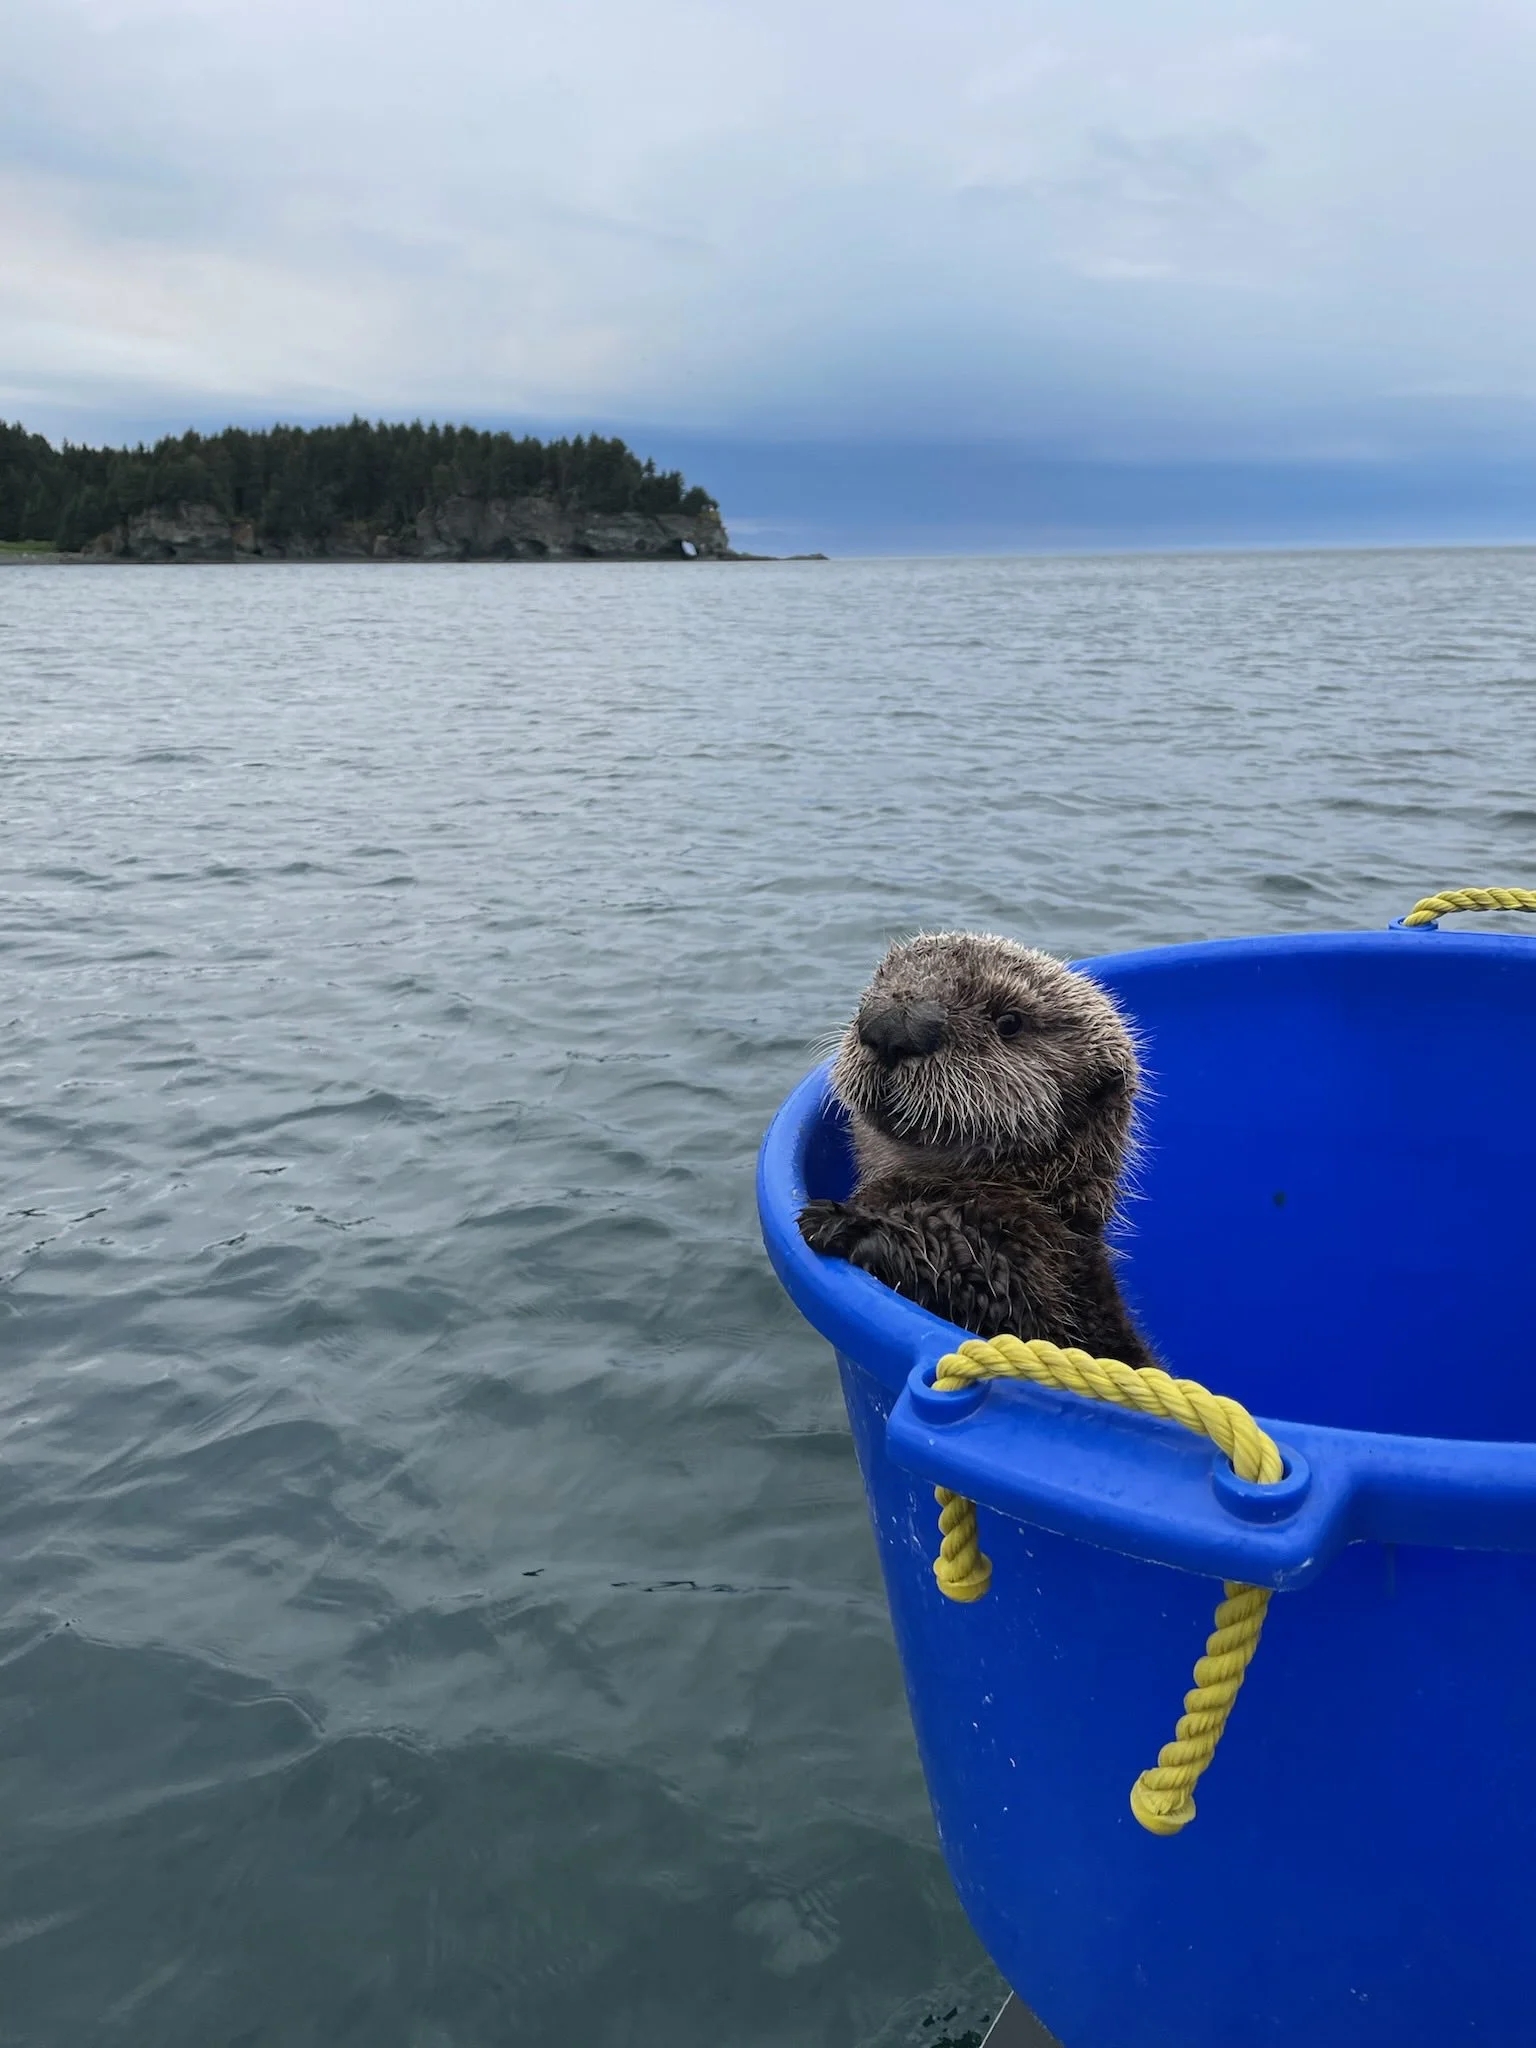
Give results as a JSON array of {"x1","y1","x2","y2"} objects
[{"x1": 2, "y1": 551, "x2": 1534, "y2": 2044}]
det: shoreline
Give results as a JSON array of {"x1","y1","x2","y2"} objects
[{"x1": 0, "y1": 549, "x2": 829, "y2": 565}]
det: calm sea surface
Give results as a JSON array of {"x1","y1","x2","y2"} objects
[{"x1": 2, "y1": 551, "x2": 1534, "y2": 2048}]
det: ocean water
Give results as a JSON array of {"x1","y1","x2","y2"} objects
[{"x1": 1, "y1": 549, "x2": 1533, "y2": 2048}]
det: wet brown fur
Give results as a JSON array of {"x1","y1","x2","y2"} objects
[{"x1": 798, "y1": 931, "x2": 1154, "y2": 1360}]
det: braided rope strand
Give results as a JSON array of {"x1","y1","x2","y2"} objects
[
  {"x1": 1128, "y1": 1582, "x2": 1272, "y2": 1834},
  {"x1": 929, "y1": 1335, "x2": 1283, "y2": 1836},
  {"x1": 1403, "y1": 887, "x2": 1536, "y2": 927}
]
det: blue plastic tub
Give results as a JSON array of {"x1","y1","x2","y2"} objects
[{"x1": 758, "y1": 923, "x2": 1536, "y2": 2047}]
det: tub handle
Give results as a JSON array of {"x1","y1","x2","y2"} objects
[{"x1": 924, "y1": 1337, "x2": 1284, "y2": 1601}]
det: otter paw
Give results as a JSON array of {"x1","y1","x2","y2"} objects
[{"x1": 797, "y1": 1200, "x2": 868, "y2": 1259}]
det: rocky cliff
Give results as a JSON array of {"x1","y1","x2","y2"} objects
[{"x1": 84, "y1": 494, "x2": 734, "y2": 563}]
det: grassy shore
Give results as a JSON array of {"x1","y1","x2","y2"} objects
[{"x1": 0, "y1": 539, "x2": 58, "y2": 556}]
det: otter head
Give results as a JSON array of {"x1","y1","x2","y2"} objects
[{"x1": 828, "y1": 931, "x2": 1140, "y2": 1226}]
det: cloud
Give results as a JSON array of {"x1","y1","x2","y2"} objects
[{"x1": 1, "y1": 0, "x2": 1535, "y2": 454}]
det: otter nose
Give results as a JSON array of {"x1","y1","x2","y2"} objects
[{"x1": 857, "y1": 998, "x2": 946, "y2": 1066}]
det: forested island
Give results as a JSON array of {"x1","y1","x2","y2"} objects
[{"x1": 0, "y1": 418, "x2": 735, "y2": 561}]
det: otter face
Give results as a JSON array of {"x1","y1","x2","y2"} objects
[{"x1": 828, "y1": 931, "x2": 1140, "y2": 1223}]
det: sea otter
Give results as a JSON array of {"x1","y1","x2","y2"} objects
[{"x1": 798, "y1": 931, "x2": 1154, "y2": 1362}]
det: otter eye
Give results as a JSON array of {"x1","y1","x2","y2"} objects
[{"x1": 995, "y1": 1011, "x2": 1025, "y2": 1040}]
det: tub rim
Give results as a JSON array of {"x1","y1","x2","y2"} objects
[{"x1": 758, "y1": 926, "x2": 1536, "y2": 1587}]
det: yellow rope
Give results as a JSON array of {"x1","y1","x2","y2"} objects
[
  {"x1": 930, "y1": 1335, "x2": 1284, "y2": 1837},
  {"x1": 1402, "y1": 887, "x2": 1536, "y2": 926}
]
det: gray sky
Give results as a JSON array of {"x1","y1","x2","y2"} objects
[{"x1": 4, "y1": 0, "x2": 1535, "y2": 456}]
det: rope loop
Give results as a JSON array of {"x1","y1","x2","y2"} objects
[{"x1": 928, "y1": 1335, "x2": 1282, "y2": 1836}]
